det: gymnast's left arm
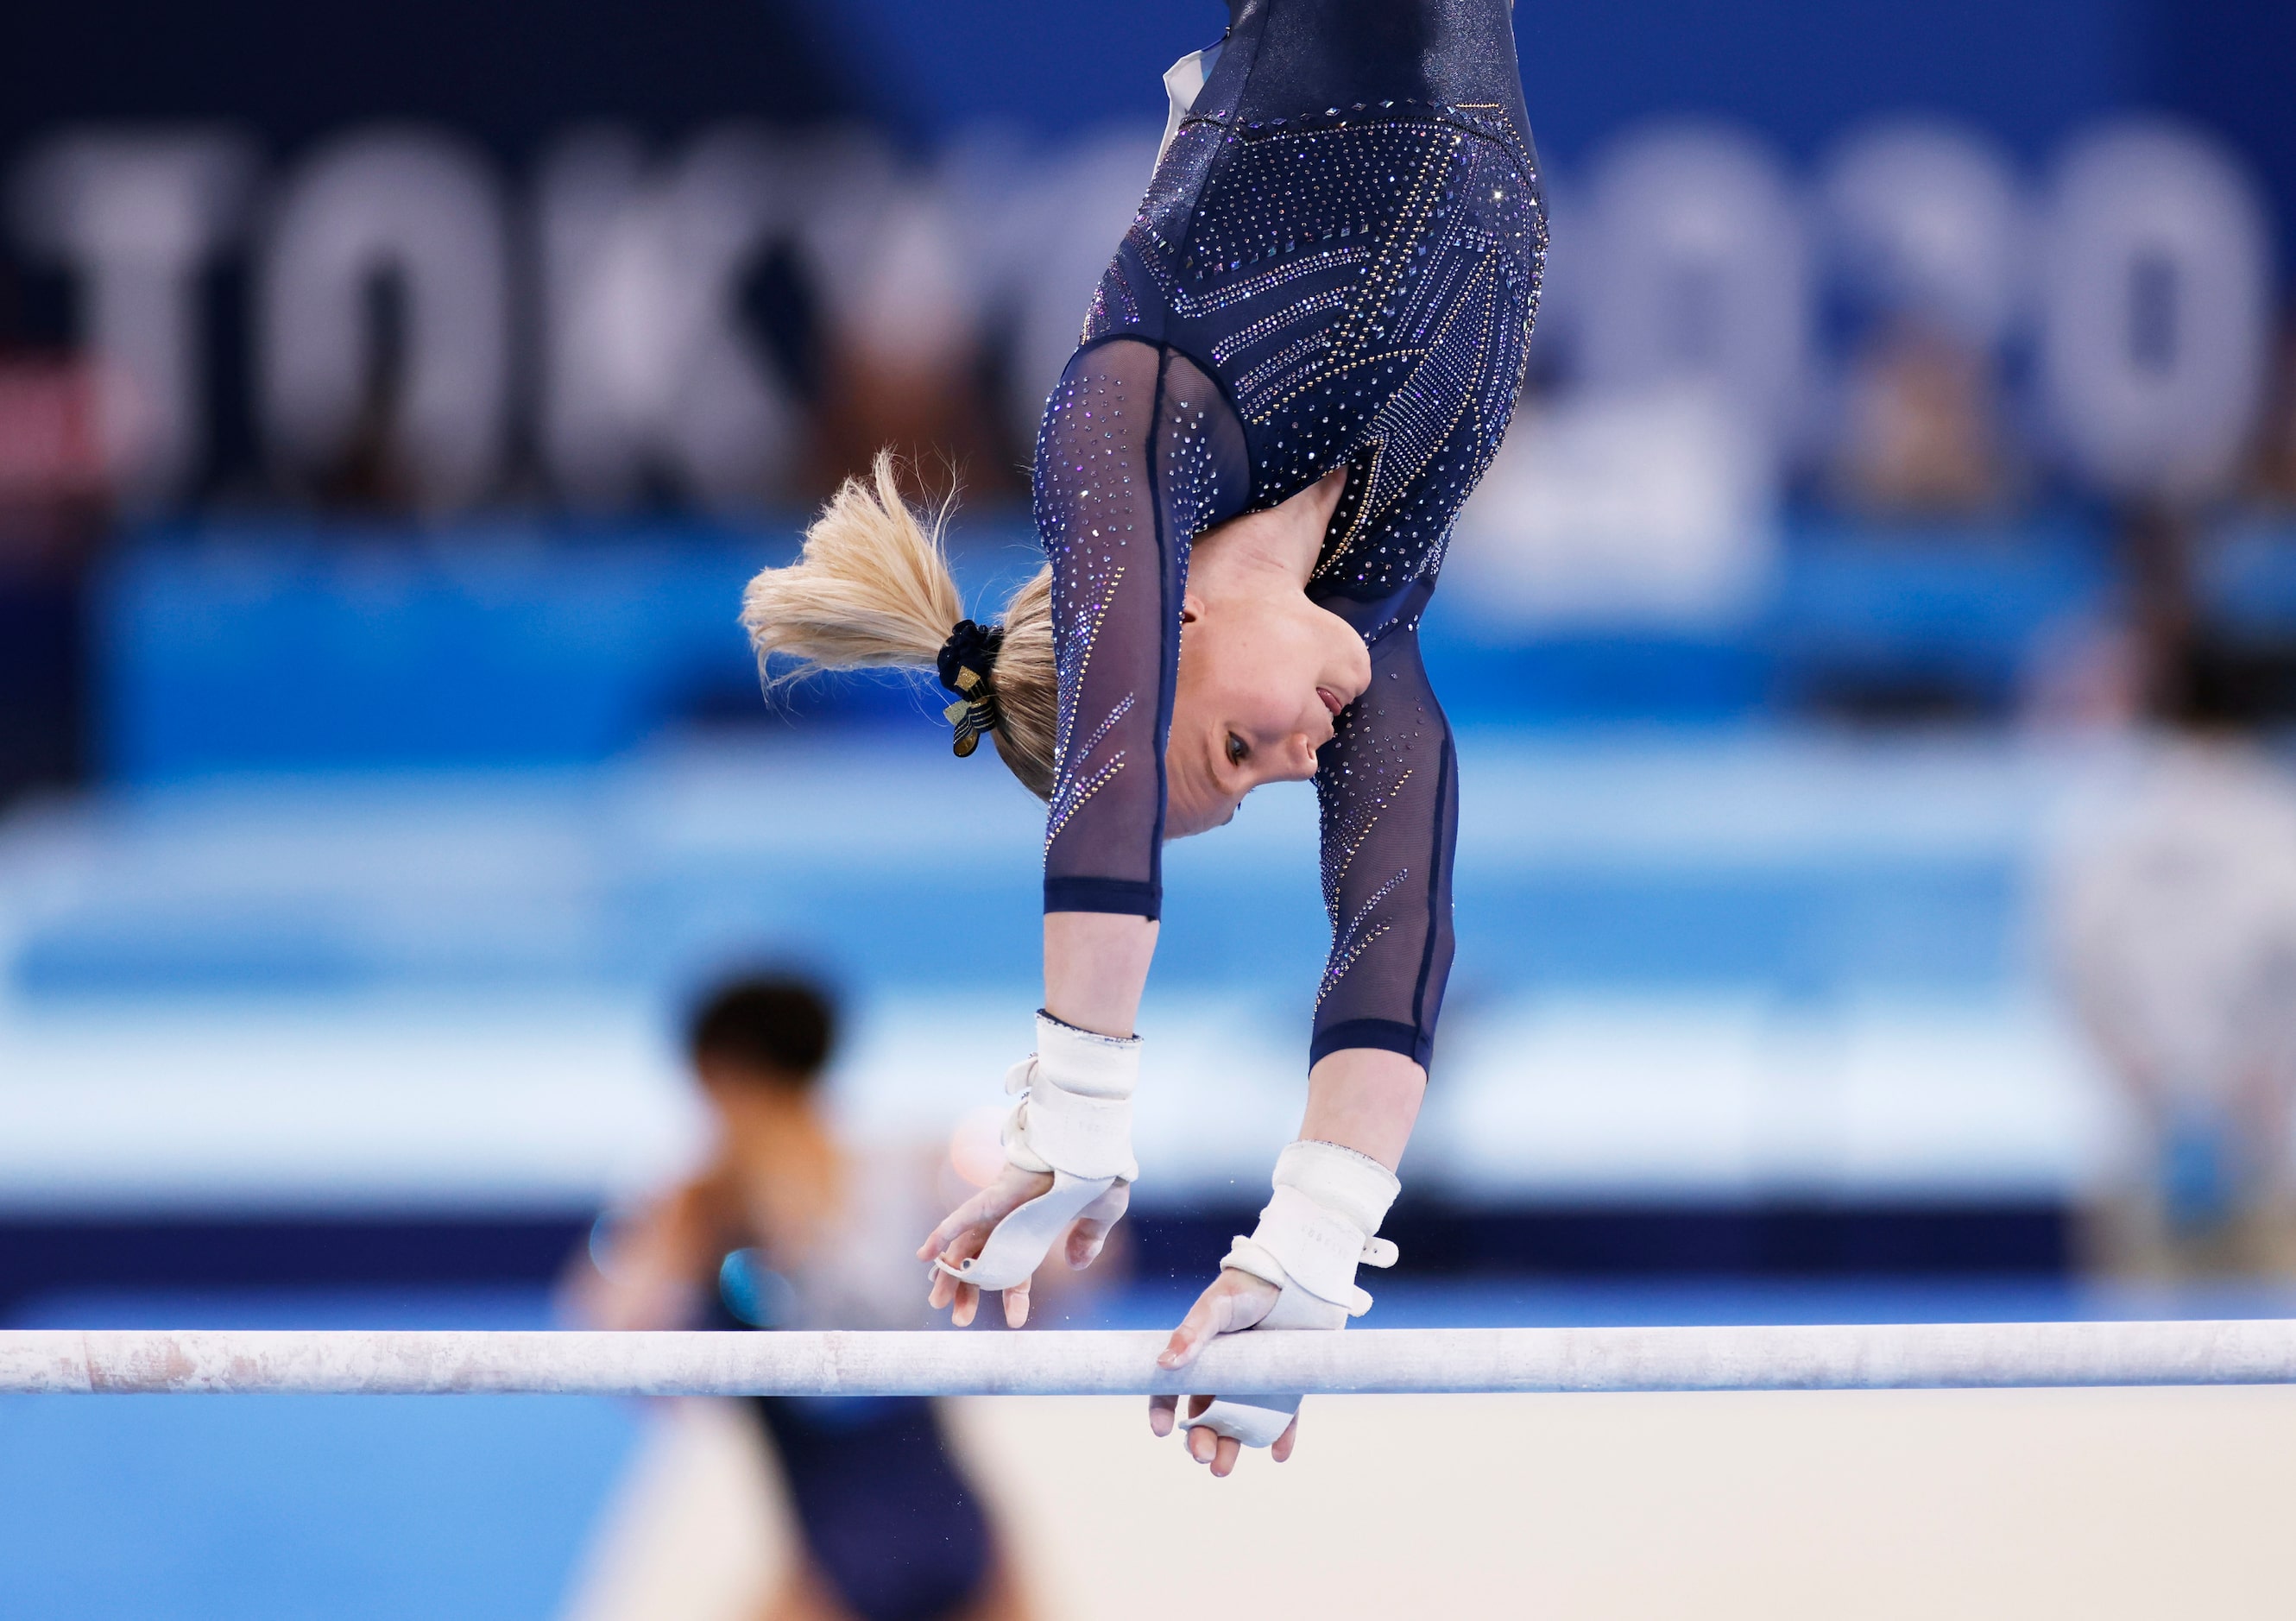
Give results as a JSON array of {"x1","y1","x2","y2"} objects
[
  {"x1": 1298, "y1": 610, "x2": 1459, "y2": 1078},
  {"x1": 918, "y1": 343, "x2": 1247, "y2": 1330},
  {"x1": 1151, "y1": 614, "x2": 1456, "y2": 1473}
]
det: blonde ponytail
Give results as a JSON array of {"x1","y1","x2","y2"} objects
[{"x1": 741, "y1": 451, "x2": 1058, "y2": 799}]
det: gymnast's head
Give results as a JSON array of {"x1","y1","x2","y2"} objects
[{"x1": 741, "y1": 455, "x2": 1366, "y2": 836}]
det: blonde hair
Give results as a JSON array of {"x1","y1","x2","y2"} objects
[{"x1": 741, "y1": 451, "x2": 1057, "y2": 798}]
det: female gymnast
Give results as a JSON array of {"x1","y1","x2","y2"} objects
[
  {"x1": 573, "y1": 975, "x2": 1031, "y2": 1621},
  {"x1": 743, "y1": 0, "x2": 1543, "y2": 1477}
]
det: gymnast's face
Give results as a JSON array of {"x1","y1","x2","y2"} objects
[{"x1": 1164, "y1": 588, "x2": 1372, "y2": 837}]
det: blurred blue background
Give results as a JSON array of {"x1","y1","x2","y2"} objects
[{"x1": 8, "y1": 0, "x2": 2296, "y2": 1614}]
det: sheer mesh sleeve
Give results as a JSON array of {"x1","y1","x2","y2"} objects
[
  {"x1": 1033, "y1": 338, "x2": 1248, "y2": 918},
  {"x1": 1308, "y1": 590, "x2": 1457, "y2": 1070}
]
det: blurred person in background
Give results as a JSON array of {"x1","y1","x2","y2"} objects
[
  {"x1": 0, "y1": 322, "x2": 106, "y2": 807},
  {"x1": 1832, "y1": 316, "x2": 2013, "y2": 516},
  {"x1": 570, "y1": 974, "x2": 1031, "y2": 1621},
  {"x1": 2252, "y1": 321, "x2": 2296, "y2": 507},
  {"x1": 2051, "y1": 503, "x2": 2296, "y2": 1277},
  {"x1": 741, "y1": 0, "x2": 1544, "y2": 1476},
  {"x1": 2054, "y1": 733, "x2": 2296, "y2": 1277}
]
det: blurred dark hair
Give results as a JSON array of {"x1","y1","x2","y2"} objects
[
  {"x1": 2124, "y1": 501, "x2": 2286, "y2": 732},
  {"x1": 685, "y1": 974, "x2": 839, "y2": 1087}
]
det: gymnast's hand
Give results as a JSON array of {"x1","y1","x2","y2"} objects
[
  {"x1": 918, "y1": 1166, "x2": 1131, "y2": 1328},
  {"x1": 1146, "y1": 1268, "x2": 1295, "y2": 1476}
]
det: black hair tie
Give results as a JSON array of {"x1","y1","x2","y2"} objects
[{"x1": 936, "y1": 619, "x2": 1005, "y2": 757}]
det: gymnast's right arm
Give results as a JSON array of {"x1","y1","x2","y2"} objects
[
  {"x1": 1034, "y1": 338, "x2": 1202, "y2": 1039},
  {"x1": 918, "y1": 340, "x2": 1249, "y2": 1328},
  {"x1": 913, "y1": 913, "x2": 1151, "y2": 1328},
  {"x1": 734, "y1": 336, "x2": 1261, "y2": 1328}
]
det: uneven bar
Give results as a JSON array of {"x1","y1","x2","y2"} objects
[{"x1": 5, "y1": 1321, "x2": 2296, "y2": 1397}]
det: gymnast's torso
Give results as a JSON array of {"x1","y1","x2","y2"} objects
[
  {"x1": 1034, "y1": 0, "x2": 1546, "y2": 1069},
  {"x1": 1093, "y1": 0, "x2": 1543, "y2": 605}
]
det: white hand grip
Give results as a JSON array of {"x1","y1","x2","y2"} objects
[
  {"x1": 946, "y1": 1014, "x2": 1141, "y2": 1293},
  {"x1": 934, "y1": 1170, "x2": 1117, "y2": 1291},
  {"x1": 1178, "y1": 1140, "x2": 1403, "y2": 1448}
]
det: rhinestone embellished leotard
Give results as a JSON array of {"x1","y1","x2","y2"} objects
[{"x1": 1034, "y1": 0, "x2": 1545, "y2": 1069}]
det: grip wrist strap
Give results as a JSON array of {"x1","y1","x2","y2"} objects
[
  {"x1": 1180, "y1": 1141, "x2": 1400, "y2": 1448},
  {"x1": 937, "y1": 1013, "x2": 1139, "y2": 1293},
  {"x1": 1221, "y1": 1139, "x2": 1399, "y2": 1315},
  {"x1": 1002, "y1": 1012, "x2": 1139, "y2": 1183}
]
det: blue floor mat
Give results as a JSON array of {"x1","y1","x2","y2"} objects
[{"x1": 0, "y1": 1289, "x2": 640, "y2": 1621}]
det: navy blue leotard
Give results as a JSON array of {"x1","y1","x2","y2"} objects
[{"x1": 1033, "y1": 0, "x2": 1545, "y2": 1069}]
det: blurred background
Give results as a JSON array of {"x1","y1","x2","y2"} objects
[{"x1": 8, "y1": 0, "x2": 2296, "y2": 1615}]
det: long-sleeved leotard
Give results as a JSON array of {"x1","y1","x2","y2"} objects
[{"x1": 1034, "y1": 0, "x2": 1545, "y2": 1069}]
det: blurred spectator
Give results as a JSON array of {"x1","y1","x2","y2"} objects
[
  {"x1": 2026, "y1": 503, "x2": 2264, "y2": 738},
  {"x1": 804, "y1": 177, "x2": 1019, "y2": 504},
  {"x1": 0, "y1": 356, "x2": 107, "y2": 516},
  {"x1": 2020, "y1": 610, "x2": 2148, "y2": 735},
  {"x1": 2251, "y1": 319, "x2": 2296, "y2": 507},
  {"x1": 2044, "y1": 432, "x2": 2296, "y2": 1275},
  {"x1": 568, "y1": 974, "x2": 1031, "y2": 1621},
  {"x1": 2051, "y1": 621, "x2": 2296, "y2": 1276},
  {"x1": 0, "y1": 334, "x2": 106, "y2": 806},
  {"x1": 1831, "y1": 319, "x2": 2012, "y2": 516}
]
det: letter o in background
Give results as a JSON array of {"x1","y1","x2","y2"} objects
[
  {"x1": 2039, "y1": 119, "x2": 2274, "y2": 501},
  {"x1": 258, "y1": 128, "x2": 509, "y2": 510}
]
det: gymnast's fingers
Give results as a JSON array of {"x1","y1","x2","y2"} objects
[
  {"x1": 1157, "y1": 1292, "x2": 1219, "y2": 1369},
  {"x1": 1271, "y1": 1416, "x2": 1299, "y2": 1462},
  {"x1": 917, "y1": 1196, "x2": 987, "y2": 1263},
  {"x1": 1066, "y1": 1214, "x2": 1113, "y2": 1269},
  {"x1": 1156, "y1": 1270, "x2": 1277, "y2": 1369},
  {"x1": 1209, "y1": 1435, "x2": 1242, "y2": 1477},
  {"x1": 1146, "y1": 1393, "x2": 1178, "y2": 1436},
  {"x1": 927, "y1": 1258, "x2": 960, "y2": 1310},
  {"x1": 926, "y1": 1227, "x2": 986, "y2": 1309},
  {"x1": 1187, "y1": 1410, "x2": 1219, "y2": 1465},
  {"x1": 1065, "y1": 1178, "x2": 1128, "y2": 1269},
  {"x1": 1003, "y1": 1277, "x2": 1031, "y2": 1328},
  {"x1": 949, "y1": 1280, "x2": 980, "y2": 1328}
]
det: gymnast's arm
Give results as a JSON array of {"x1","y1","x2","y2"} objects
[
  {"x1": 920, "y1": 340, "x2": 1246, "y2": 1328},
  {"x1": 1044, "y1": 913, "x2": 1158, "y2": 1038},
  {"x1": 1148, "y1": 613, "x2": 1452, "y2": 1473},
  {"x1": 1303, "y1": 606, "x2": 1458, "y2": 1078},
  {"x1": 1031, "y1": 338, "x2": 1242, "y2": 1043},
  {"x1": 1175, "y1": 609, "x2": 1454, "y2": 1292}
]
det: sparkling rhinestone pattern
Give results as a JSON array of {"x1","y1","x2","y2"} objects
[
  {"x1": 1042, "y1": 566, "x2": 1132, "y2": 851},
  {"x1": 1036, "y1": 342, "x2": 1244, "y2": 918},
  {"x1": 1035, "y1": 0, "x2": 1537, "y2": 1068},
  {"x1": 1315, "y1": 870, "x2": 1407, "y2": 1012},
  {"x1": 1088, "y1": 101, "x2": 1546, "y2": 606},
  {"x1": 1307, "y1": 607, "x2": 1456, "y2": 1054}
]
